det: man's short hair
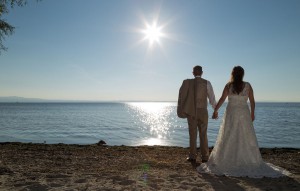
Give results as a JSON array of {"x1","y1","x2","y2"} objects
[{"x1": 193, "y1": 65, "x2": 202, "y2": 73}]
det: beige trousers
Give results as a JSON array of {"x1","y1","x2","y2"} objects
[{"x1": 187, "y1": 108, "x2": 209, "y2": 160}]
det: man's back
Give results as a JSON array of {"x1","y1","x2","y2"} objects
[{"x1": 195, "y1": 77, "x2": 208, "y2": 109}]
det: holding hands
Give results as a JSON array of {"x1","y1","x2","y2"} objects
[
  {"x1": 212, "y1": 110, "x2": 218, "y2": 119},
  {"x1": 251, "y1": 112, "x2": 255, "y2": 121}
]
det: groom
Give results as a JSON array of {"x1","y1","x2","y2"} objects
[{"x1": 177, "y1": 65, "x2": 217, "y2": 163}]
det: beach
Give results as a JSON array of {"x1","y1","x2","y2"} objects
[{"x1": 0, "y1": 142, "x2": 299, "y2": 191}]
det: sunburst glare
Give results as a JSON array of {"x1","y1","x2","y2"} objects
[
  {"x1": 130, "y1": 9, "x2": 173, "y2": 52},
  {"x1": 142, "y1": 22, "x2": 164, "y2": 46}
]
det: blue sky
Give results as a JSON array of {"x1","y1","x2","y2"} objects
[{"x1": 1, "y1": 0, "x2": 299, "y2": 102}]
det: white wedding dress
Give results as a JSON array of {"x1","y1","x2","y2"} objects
[{"x1": 197, "y1": 82, "x2": 289, "y2": 178}]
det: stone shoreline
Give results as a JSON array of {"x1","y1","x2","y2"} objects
[{"x1": 0, "y1": 142, "x2": 299, "y2": 190}]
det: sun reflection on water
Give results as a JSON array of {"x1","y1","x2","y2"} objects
[
  {"x1": 126, "y1": 102, "x2": 175, "y2": 145},
  {"x1": 142, "y1": 138, "x2": 163, "y2": 146}
]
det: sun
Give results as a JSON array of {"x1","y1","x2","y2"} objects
[
  {"x1": 143, "y1": 22, "x2": 163, "y2": 46},
  {"x1": 138, "y1": 18, "x2": 167, "y2": 49},
  {"x1": 131, "y1": 10, "x2": 175, "y2": 51}
]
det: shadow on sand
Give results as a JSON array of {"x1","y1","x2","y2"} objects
[{"x1": 199, "y1": 172, "x2": 300, "y2": 191}]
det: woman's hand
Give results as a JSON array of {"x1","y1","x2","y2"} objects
[
  {"x1": 212, "y1": 111, "x2": 218, "y2": 119},
  {"x1": 251, "y1": 112, "x2": 255, "y2": 121}
]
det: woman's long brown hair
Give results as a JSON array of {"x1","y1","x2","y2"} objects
[{"x1": 230, "y1": 66, "x2": 245, "y2": 94}]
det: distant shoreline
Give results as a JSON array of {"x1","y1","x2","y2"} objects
[
  {"x1": 0, "y1": 101, "x2": 300, "y2": 104},
  {"x1": 0, "y1": 96, "x2": 300, "y2": 103}
]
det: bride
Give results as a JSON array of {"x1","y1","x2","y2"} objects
[{"x1": 197, "y1": 66, "x2": 289, "y2": 178}]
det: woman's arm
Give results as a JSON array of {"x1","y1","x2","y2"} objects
[
  {"x1": 213, "y1": 84, "x2": 229, "y2": 118},
  {"x1": 248, "y1": 83, "x2": 255, "y2": 121}
]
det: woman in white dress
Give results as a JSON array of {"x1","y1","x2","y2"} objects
[{"x1": 197, "y1": 66, "x2": 288, "y2": 178}]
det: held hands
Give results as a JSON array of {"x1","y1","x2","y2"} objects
[
  {"x1": 251, "y1": 112, "x2": 255, "y2": 121},
  {"x1": 212, "y1": 110, "x2": 218, "y2": 119}
]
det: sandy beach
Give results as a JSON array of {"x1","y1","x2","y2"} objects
[{"x1": 0, "y1": 142, "x2": 299, "y2": 191}]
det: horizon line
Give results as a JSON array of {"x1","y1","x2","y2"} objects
[{"x1": 0, "y1": 96, "x2": 299, "y2": 103}]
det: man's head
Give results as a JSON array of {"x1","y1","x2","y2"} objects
[{"x1": 193, "y1": 65, "x2": 203, "y2": 76}]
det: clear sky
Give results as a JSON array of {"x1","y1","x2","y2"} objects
[{"x1": 1, "y1": 0, "x2": 299, "y2": 102}]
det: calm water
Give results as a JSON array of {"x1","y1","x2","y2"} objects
[{"x1": 0, "y1": 102, "x2": 299, "y2": 148}]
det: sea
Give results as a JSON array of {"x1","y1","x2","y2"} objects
[{"x1": 0, "y1": 102, "x2": 299, "y2": 148}]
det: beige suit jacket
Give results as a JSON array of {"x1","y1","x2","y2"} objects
[{"x1": 177, "y1": 79, "x2": 196, "y2": 118}]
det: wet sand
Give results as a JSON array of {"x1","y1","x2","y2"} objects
[{"x1": 0, "y1": 142, "x2": 299, "y2": 190}]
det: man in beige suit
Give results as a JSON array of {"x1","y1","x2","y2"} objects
[{"x1": 177, "y1": 65, "x2": 216, "y2": 163}]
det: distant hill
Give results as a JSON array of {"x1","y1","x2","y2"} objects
[
  {"x1": 0, "y1": 96, "x2": 106, "y2": 103},
  {"x1": 0, "y1": 96, "x2": 48, "y2": 103}
]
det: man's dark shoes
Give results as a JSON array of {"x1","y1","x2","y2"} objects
[
  {"x1": 186, "y1": 157, "x2": 196, "y2": 162},
  {"x1": 202, "y1": 159, "x2": 208, "y2": 163}
]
